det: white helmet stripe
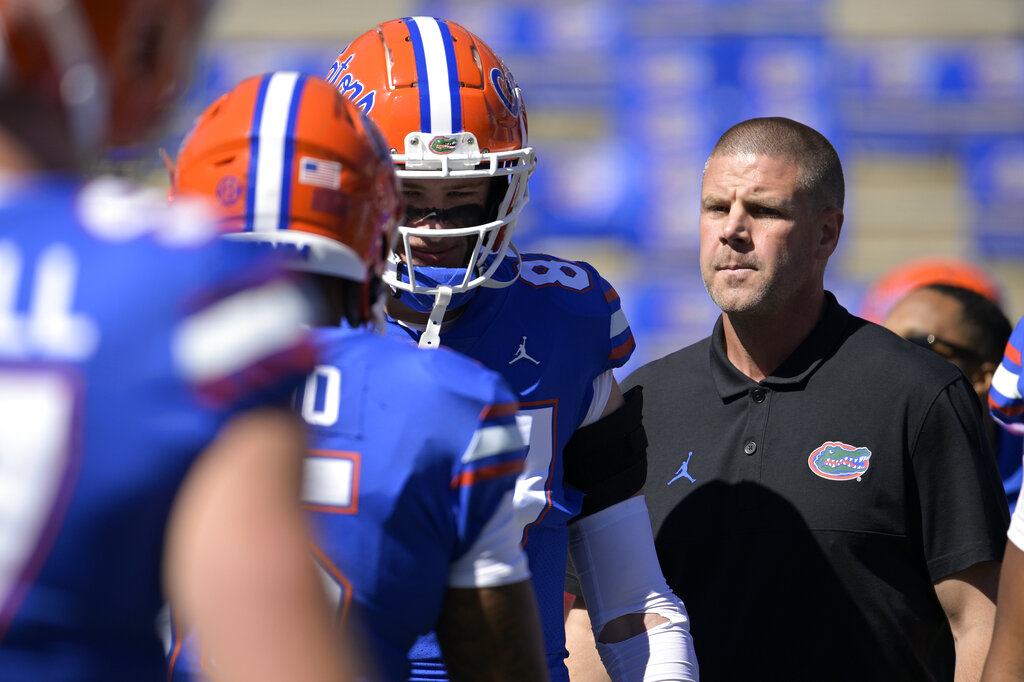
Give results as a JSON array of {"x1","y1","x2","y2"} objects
[
  {"x1": 250, "y1": 71, "x2": 301, "y2": 233},
  {"x1": 407, "y1": 16, "x2": 459, "y2": 134}
]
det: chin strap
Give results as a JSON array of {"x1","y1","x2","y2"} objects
[
  {"x1": 418, "y1": 285, "x2": 453, "y2": 349},
  {"x1": 480, "y1": 243, "x2": 522, "y2": 289}
]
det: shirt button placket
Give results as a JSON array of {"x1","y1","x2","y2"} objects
[{"x1": 743, "y1": 386, "x2": 769, "y2": 458}]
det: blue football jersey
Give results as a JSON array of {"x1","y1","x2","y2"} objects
[
  {"x1": 991, "y1": 317, "x2": 1024, "y2": 433},
  {"x1": 0, "y1": 176, "x2": 316, "y2": 681},
  {"x1": 167, "y1": 326, "x2": 529, "y2": 681},
  {"x1": 395, "y1": 254, "x2": 636, "y2": 681}
]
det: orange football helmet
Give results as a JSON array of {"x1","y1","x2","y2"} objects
[
  {"x1": 326, "y1": 17, "x2": 536, "y2": 320},
  {"x1": 173, "y1": 71, "x2": 403, "y2": 327},
  {"x1": 859, "y1": 257, "x2": 1004, "y2": 323},
  {"x1": 0, "y1": 0, "x2": 212, "y2": 154}
]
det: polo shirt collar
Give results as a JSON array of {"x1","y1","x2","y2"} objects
[{"x1": 709, "y1": 291, "x2": 852, "y2": 399}]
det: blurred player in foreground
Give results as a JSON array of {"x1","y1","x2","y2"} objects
[
  {"x1": 166, "y1": 72, "x2": 549, "y2": 681},
  {"x1": 0, "y1": 2, "x2": 348, "y2": 680}
]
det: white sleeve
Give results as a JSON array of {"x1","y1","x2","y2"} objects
[
  {"x1": 447, "y1": 490, "x2": 531, "y2": 588},
  {"x1": 581, "y1": 369, "x2": 616, "y2": 428},
  {"x1": 569, "y1": 495, "x2": 699, "y2": 681}
]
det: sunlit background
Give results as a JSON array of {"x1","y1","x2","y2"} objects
[{"x1": 156, "y1": 0, "x2": 1024, "y2": 376}]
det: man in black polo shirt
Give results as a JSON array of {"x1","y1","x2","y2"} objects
[{"x1": 566, "y1": 117, "x2": 1008, "y2": 680}]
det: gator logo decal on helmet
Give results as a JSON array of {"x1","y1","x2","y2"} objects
[
  {"x1": 808, "y1": 441, "x2": 871, "y2": 481},
  {"x1": 428, "y1": 136, "x2": 458, "y2": 154}
]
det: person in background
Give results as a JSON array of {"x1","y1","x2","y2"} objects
[
  {"x1": 164, "y1": 72, "x2": 549, "y2": 682},
  {"x1": 884, "y1": 283, "x2": 1019, "y2": 511},
  {"x1": 329, "y1": 16, "x2": 698, "y2": 682},
  {"x1": 567, "y1": 116, "x2": 1008, "y2": 680},
  {"x1": 859, "y1": 256, "x2": 1004, "y2": 325},
  {"x1": 982, "y1": 316, "x2": 1024, "y2": 681},
  {"x1": 0, "y1": 1, "x2": 349, "y2": 681}
]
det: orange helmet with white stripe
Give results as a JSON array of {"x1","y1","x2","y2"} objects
[
  {"x1": 172, "y1": 72, "x2": 403, "y2": 326},
  {"x1": 326, "y1": 17, "x2": 536, "y2": 333},
  {"x1": 0, "y1": 0, "x2": 213, "y2": 156}
]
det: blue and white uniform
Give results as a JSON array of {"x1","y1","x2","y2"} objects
[
  {"x1": 397, "y1": 254, "x2": 636, "y2": 681},
  {"x1": 0, "y1": 176, "x2": 315, "y2": 681},
  {"x1": 991, "y1": 318, "x2": 1024, "y2": 548},
  {"x1": 168, "y1": 326, "x2": 530, "y2": 681},
  {"x1": 991, "y1": 318, "x2": 1024, "y2": 434}
]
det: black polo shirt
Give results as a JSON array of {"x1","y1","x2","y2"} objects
[{"x1": 624, "y1": 293, "x2": 1008, "y2": 681}]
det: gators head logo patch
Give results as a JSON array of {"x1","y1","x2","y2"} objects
[
  {"x1": 808, "y1": 441, "x2": 871, "y2": 481},
  {"x1": 428, "y1": 136, "x2": 458, "y2": 155}
]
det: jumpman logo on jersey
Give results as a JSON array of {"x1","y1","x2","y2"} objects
[
  {"x1": 668, "y1": 452, "x2": 696, "y2": 485},
  {"x1": 509, "y1": 336, "x2": 540, "y2": 365}
]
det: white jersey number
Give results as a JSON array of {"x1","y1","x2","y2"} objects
[
  {"x1": 0, "y1": 368, "x2": 79, "y2": 632},
  {"x1": 0, "y1": 241, "x2": 99, "y2": 361},
  {"x1": 300, "y1": 365, "x2": 342, "y2": 427},
  {"x1": 513, "y1": 404, "x2": 556, "y2": 544},
  {"x1": 304, "y1": 451, "x2": 359, "y2": 627},
  {"x1": 518, "y1": 258, "x2": 592, "y2": 291}
]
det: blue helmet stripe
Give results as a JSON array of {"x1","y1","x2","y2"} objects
[{"x1": 404, "y1": 16, "x2": 432, "y2": 133}]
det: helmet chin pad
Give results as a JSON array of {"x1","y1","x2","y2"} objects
[
  {"x1": 386, "y1": 261, "x2": 480, "y2": 314},
  {"x1": 385, "y1": 250, "x2": 522, "y2": 318}
]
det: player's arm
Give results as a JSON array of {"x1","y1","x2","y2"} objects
[
  {"x1": 566, "y1": 596, "x2": 613, "y2": 682},
  {"x1": 436, "y1": 383, "x2": 549, "y2": 680},
  {"x1": 437, "y1": 581, "x2": 550, "y2": 682},
  {"x1": 163, "y1": 408, "x2": 353, "y2": 682},
  {"x1": 933, "y1": 560, "x2": 999, "y2": 682},
  {"x1": 983, "y1": 543, "x2": 1024, "y2": 681},
  {"x1": 564, "y1": 378, "x2": 699, "y2": 681}
]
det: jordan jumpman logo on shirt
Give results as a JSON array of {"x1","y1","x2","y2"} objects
[
  {"x1": 668, "y1": 451, "x2": 696, "y2": 485},
  {"x1": 509, "y1": 336, "x2": 540, "y2": 365}
]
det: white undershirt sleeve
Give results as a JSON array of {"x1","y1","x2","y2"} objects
[{"x1": 447, "y1": 490, "x2": 531, "y2": 588}]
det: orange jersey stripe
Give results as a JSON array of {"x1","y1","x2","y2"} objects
[
  {"x1": 1007, "y1": 343, "x2": 1021, "y2": 367},
  {"x1": 608, "y1": 335, "x2": 636, "y2": 361},
  {"x1": 480, "y1": 401, "x2": 520, "y2": 420},
  {"x1": 450, "y1": 460, "x2": 524, "y2": 489},
  {"x1": 998, "y1": 402, "x2": 1024, "y2": 418}
]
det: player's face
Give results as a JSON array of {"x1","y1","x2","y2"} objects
[
  {"x1": 399, "y1": 177, "x2": 491, "y2": 269},
  {"x1": 699, "y1": 153, "x2": 833, "y2": 319},
  {"x1": 883, "y1": 288, "x2": 984, "y2": 385}
]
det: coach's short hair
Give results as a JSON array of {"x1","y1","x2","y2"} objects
[{"x1": 707, "y1": 117, "x2": 845, "y2": 211}]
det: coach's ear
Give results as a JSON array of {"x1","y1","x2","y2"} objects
[{"x1": 814, "y1": 207, "x2": 843, "y2": 260}]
